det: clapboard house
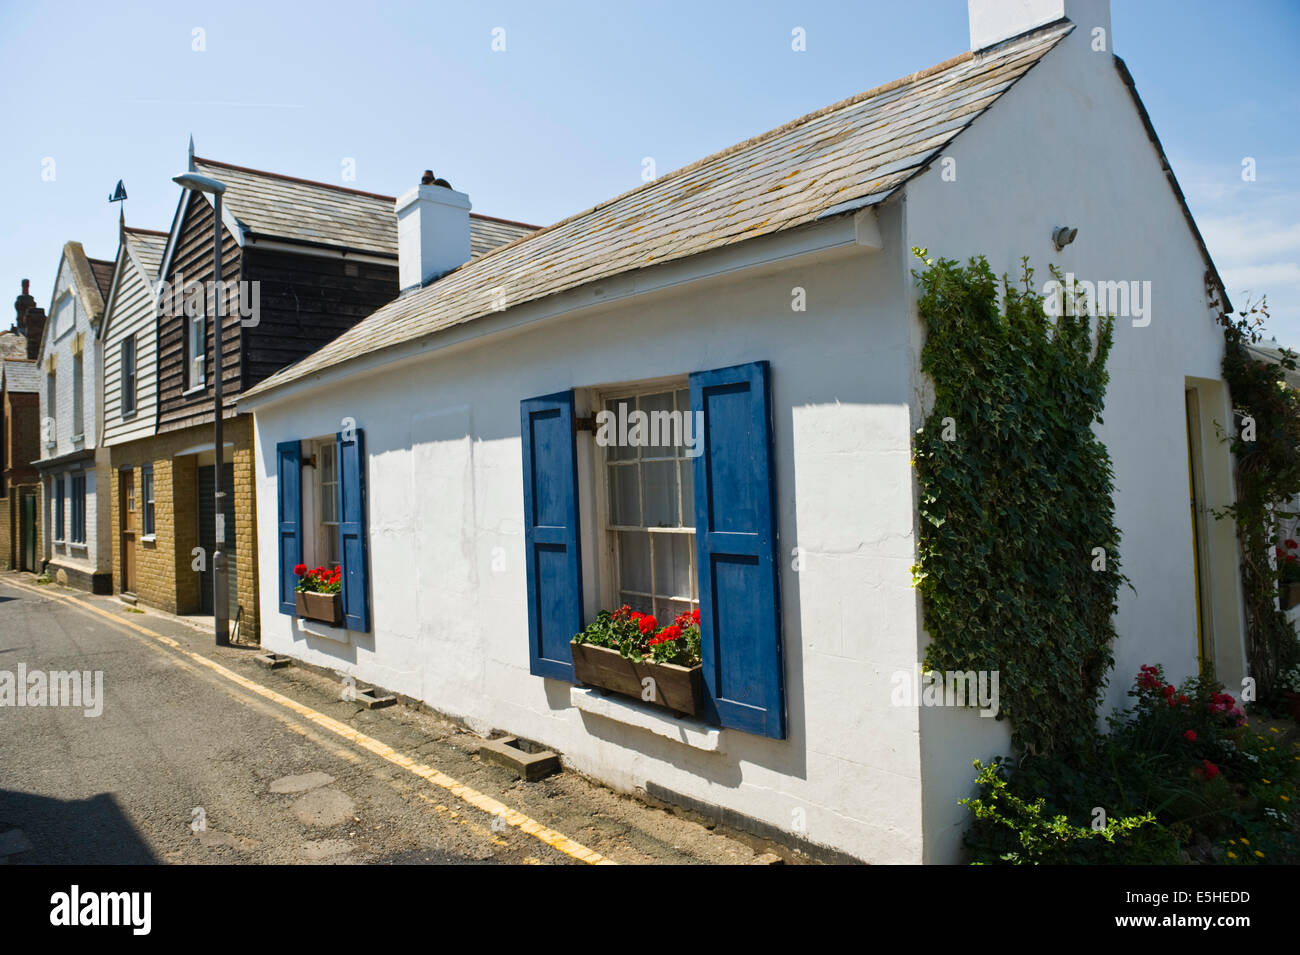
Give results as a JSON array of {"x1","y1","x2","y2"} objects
[
  {"x1": 103, "y1": 152, "x2": 535, "y2": 640},
  {"x1": 243, "y1": 0, "x2": 1246, "y2": 863}
]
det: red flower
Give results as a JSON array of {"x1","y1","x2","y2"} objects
[
  {"x1": 692, "y1": 608, "x2": 700, "y2": 624},
  {"x1": 1162, "y1": 684, "x2": 1176, "y2": 697},
  {"x1": 1184, "y1": 730, "x2": 1197, "y2": 741},
  {"x1": 1286, "y1": 539, "x2": 1298, "y2": 549},
  {"x1": 637, "y1": 615, "x2": 659, "y2": 635},
  {"x1": 1199, "y1": 760, "x2": 1220, "y2": 781},
  {"x1": 294, "y1": 563, "x2": 308, "y2": 576},
  {"x1": 1178, "y1": 695, "x2": 1188, "y2": 704}
]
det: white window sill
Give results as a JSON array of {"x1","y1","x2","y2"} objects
[
  {"x1": 140, "y1": 534, "x2": 157, "y2": 543},
  {"x1": 69, "y1": 542, "x2": 88, "y2": 551},
  {"x1": 182, "y1": 385, "x2": 206, "y2": 397},
  {"x1": 121, "y1": 411, "x2": 137, "y2": 421},
  {"x1": 296, "y1": 617, "x2": 350, "y2": 643},
  {"x1": 72, "y1": 434, "x2": 84, "y2": 443},
  {"x1": 569, "y1": 686, "x2": 724, "y2": 753}
]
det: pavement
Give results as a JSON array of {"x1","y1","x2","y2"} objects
[{"x1": 0, "y1": 572, "x2": 771, "y2": 865}]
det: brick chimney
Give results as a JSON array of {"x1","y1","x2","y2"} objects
[
  {"x1": 13, "y1": 280, "x2": 45, "y2": 359},
  {"x1": 395, "y1": 170, "x2": 472, "y2": 291},
  {"x1": 968, "y1": 0, "x2": 1110, "y2": 51}
]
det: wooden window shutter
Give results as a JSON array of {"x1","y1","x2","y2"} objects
[
  {"x1": 690, "y1": 360, "x2": 786, "y2": 738},
  {"x1": 520, "y1": 390, "x2": 583, "y2": 682},
  {"x1": 336, "y1": 428, "x2": 371, "y2": 632},
  {"x1": 276, "y1": 440, "x2": 302, "y2": 615}
]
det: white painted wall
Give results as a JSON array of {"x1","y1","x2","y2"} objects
[
  {"x1": 40, "y1": 253, "x2": 110, "y2": 576},
  {"x1": 253, "y1": 209, "x2": 932, "y2": 863},
  {"x1": 902, "y1": 21, "x2": 1244, "y2": 860}
]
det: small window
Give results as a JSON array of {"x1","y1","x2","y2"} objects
[
  {"x1": 142, "y1": 465, "x2": 155, "y2": 535},
  {"x1": 72, "y1": 352, "x2": 84, "y2": 437},
  {"x1": 46, "y1": 371, "x2": 56, "y2": 442},
  {"x1": 53, "y1": 477, "x2": 65, "y2": 542},
  {"x1": 315, "y1": 439, "x2": 340, "y2": 567},
  {"x1": 70, "y1": 473, "x2": 86, "y2": 544},
  {"x1": 122, "y1": 336, "x2": 137, "y2": 416},
  {"x1": 600, "y1": 386, "x2": 698, "y2": 620},
  {"x1": 187, "y1": 306, "x2": 205, "y2": 391}
]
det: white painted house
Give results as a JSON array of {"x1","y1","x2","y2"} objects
[
  {"x1": 35, "y1": 241, "x2": 115, "y2": 593},
  {"x1": 241, "y1": 0, "x2": 1244, "y2": 863}
]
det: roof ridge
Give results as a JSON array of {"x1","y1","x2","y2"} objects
[
  {"x1": 193, "y1": 155, "x2": 540, "y2": 228},
  {"x1": 123, "y1": 226, "x2": 169, "y2": 237},
  {"x1": 193, "y1": 156, "x2": 398, "y2": 202}
]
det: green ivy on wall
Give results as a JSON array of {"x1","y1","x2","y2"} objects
[
  {"x1": 1211, "y1": 286, "x2": 1300, "y2": 700},
  {"x1": 912, "y1": 250, "x2": 1125, "y2": 756}
]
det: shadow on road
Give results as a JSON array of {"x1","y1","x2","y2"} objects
[{"x1": 0, "y1": 790, "x2": 158, "y2": 864}]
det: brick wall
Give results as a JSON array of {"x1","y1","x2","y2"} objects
[{"x1": 106, "y1": 414, "x2": 259, "y2": 642}]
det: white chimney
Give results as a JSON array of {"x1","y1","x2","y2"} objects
[
  {"x1": 395, "y1": 172, "x2": 472, "y2": 291},
  {"x1": 968, "y1": 0, "x2": 1110, "y2": 52}
]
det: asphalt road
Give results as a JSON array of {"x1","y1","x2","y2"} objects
[{"x1": 0, "y1": 574, "x2": 765, "y2": 865}]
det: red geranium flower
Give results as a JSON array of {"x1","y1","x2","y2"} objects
[
  {"x1": 1199, "y1": 760, "x2": 1220, "y2": 781},
  {"x1": 1286, "y1": 539, "x2": 1298, "y2": 549},
  {"x1": 1162, "y1": 684, "x2": 1176, "y2": 697},
  {"x1": 294, "y1": 563, "x2": 308, "y2": 575},
  {"x1": 692, "y1": 608, "x2": 700, "y2": 624},
  {"x1": 637, "y1": 615, "x2": 659, "y2": 635},
  {"x1": 1184, "y1": 730, "x2": 1197, "y2": 741}
]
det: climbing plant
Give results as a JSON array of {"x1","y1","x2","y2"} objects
[
  {"x1": 1210, "y1": 284, "x2": 1300, "y2": 700},
  {"x1": 912, "y1": 250, "x2": 1124, "y2": 757}
]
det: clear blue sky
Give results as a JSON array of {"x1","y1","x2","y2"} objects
[{"x1": 1, "y1": 1, "x2": 1297, "y2": 339}]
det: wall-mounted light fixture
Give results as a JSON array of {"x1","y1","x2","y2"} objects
[{"x1": 1053, "y1": 226, "x2": 1078, "y2": 251}]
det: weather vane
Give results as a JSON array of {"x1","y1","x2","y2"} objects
[{"x1": 108, "y1": 179, "x2": 127, "y2": 204}]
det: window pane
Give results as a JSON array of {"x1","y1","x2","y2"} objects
[
  {"x1": 617, "y1": 531, "x2": 651, "y2": 594},
  {"x1": 604, "y1": 398, "x2": 635, "y2": 461},
  {"x1": 652, "y1": 532, "x2": 693, "y2": 600},
  {"x1": 679, "y1": 461, "x2": 695, "y2": 528},
  {"x1": 320, "y1": 443, "x2": 335, "y2": 483},
  {"x1": 609, "y1": 463, "x2": 639, "y2": 526},
  {"x1": 637, "y1": 391, "x2": 676, "y2": 457},
  {"x1": 619, "y1": 592, "x2": 653, "y2": 615},
  {"x1": 642, "y1": 460, "x2": 677, "y2": 527}
]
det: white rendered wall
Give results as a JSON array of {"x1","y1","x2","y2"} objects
[
  {"x1": 903, "y1": 23, "x2": 1245, "y2": 861},
  {"x1": 253, "y1": 209, "x2": 929, "y2": 863}
]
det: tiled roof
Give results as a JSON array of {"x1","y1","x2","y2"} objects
[
  {"x1": 1, "y1": 358, "x2": 41, "y2": 394},
  {"x1": 245, "y1": 22, "x2": 1071, "y2": 401},
  {"x1": 0, "y1": 332, "x2": 26, "y2": 360},
  {"x1": 192, "y1": 158, "x2": 536, "y2": 259},
  {"x1": 124, "y1": 227, "x2": 168, "y2": 283},
  {"x1": 88, "y1": 258, "x2": 115, "y2": 300}
]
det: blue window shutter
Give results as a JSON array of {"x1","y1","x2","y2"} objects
[
  {"x1": 691, "y1": 361, "x2": 785, "y2": 738},
  {"x1": 520, "y1": 391, "x2": 582, "y2": 682},
  {"x1": 276, "y1": 440, "x2": 302, "y2": 615},
  {"x1": 336, "y1": 428, "x2": 371, "y2": 632}
]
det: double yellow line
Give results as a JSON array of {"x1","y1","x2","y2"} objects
[{"x1": 2, "y1": 577, "x2": 614, "y2": 865}]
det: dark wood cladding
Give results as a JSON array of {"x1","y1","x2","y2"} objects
[
  {"x1": 239, "y1": 249, "x2": 397, "y2": 390},
  {"x1": 158, "y1": 192, "x2": 244, "y2": 433},
  {"x1": 157, "y1": 193, "x2": 398, "y2": 434}
]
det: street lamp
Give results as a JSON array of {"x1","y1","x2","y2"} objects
[{"x1": 172, "y1": 171, "x2": 230, "y2": 647}]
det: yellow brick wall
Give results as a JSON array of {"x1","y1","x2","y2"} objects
[{"x1": 106, "y1": 415, "x2": 259, "y2": 642}]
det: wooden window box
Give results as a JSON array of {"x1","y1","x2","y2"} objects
[
  {"x1": 296, "y1": 590, "x2": 342, "y2": 626},
  {"x1": 570, "y1": 641, "x2": 705, "y2": 717}
]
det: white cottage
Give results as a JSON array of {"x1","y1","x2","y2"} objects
[
  {"x1": 241, "y1": 0, "x2": 1245, "y2": 863},
  {"x1": 35, "y1": 241, "x2": 115, "y2": 592}
]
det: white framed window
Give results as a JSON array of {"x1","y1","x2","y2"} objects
[
  {"x1": 121, "y1": 335, "x2": 137, "y2": 416},
  {"x1": 72, "y1": 352, "x2": 84, "y2": 438},
  {"x1": 595, "y1": 382, "x2": 698, "y2": 620},
  {"x1": 315, "y1": 438, "x2": 340, "y2": 567},
  {"x1": 187, "y1": 307, "x2": 205, "y2": 391},
  {"x1": 45, "y1": 371, "x2": 56, "y2": 445}
]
